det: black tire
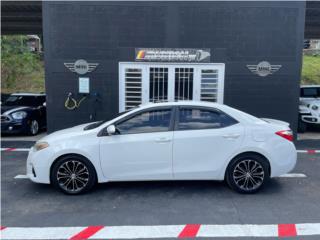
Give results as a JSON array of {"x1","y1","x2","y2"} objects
[
  {"x1": 225, "y1": 154, "x2": 269, "y2": 194},
  {"x1": 28, "y1": 119, "x2": 39, "y2": 136},
  {"x1": 298, "y1": 119, "x2": 307, "y2": 133},
  {"x1": 51, "y1": 155, "x2": 97, "y2": 195}
]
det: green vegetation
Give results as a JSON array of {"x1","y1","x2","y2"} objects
[
  {"x1": 301, "y1": 55, "x2": 320, "y2": 85},
  {"x1": 1, "y1": 35, "x2": 45, "y2": 93}
]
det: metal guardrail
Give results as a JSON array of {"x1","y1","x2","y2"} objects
[{"x1": 303, "y1": 49, "x2": 320, "y2": 56}]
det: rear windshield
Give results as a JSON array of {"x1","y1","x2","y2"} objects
[{"x1": 301, "y1": 87, "x2": 320, "y2": 98}]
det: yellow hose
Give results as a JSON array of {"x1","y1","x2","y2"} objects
[{"x1": 64, "y1": 95, "x2": 87, "y2": 110}]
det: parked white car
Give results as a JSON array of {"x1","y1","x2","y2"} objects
[
  {"x1": 299, "y1": 85, "x2": 320, "y2": 132},
  {"x1": 27, "y1": 101, "x2": 296, "y2": 194}
]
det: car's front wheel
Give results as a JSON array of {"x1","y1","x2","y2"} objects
[
  {"x1": 51, "y1": 155, "x2": 97, "y2": 195},
  {"x1": 225, "y1": 154, "x2": 269, "y2": 194},
  {"x1": 29, "y1": 119, "x2": 39, "y2": 135}
]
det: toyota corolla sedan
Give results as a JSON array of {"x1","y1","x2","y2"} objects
[{"x1": 27, "y1": 101, "x2": 296, "y2": 194}]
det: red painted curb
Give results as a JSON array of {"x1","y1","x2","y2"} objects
[
  {"x1": 178, "y1": 224, "x2": 201, "y2": 238},
  {"x1": 278, "y1": 224, "x2": 297, "y2": 238},
  {"x1": 0, "y1": 226, "x2": 6, "y2": 230},
  {"x1": 5, "y1": 148, "x2": 16, "y2": 152},
  {"x1": 307, "y1": 150, "x2": 316, "y2": 154},
  {"x1": 69, "y1": 226, "x2": 104, "y2": 240}
]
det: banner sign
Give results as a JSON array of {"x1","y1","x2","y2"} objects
[{"x1": 135, "y1": 48, "x2": 211, "y2": 62}]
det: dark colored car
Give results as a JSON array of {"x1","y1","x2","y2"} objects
[
  {"x1": 1, "y1": 93, "x2": 46, "y2": 135},
  {"x1": 1, "y1": 93, "x2": 10, "y2": 104}
]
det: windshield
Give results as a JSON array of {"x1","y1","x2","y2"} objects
[
  {"x1": 301, "y1": 87, "x2": 320, "y2": 98},
  {"x1": 4, "y1": 95, "x2": 45, "y2": 107},
  {"x1": 83, "y1": 107, "x2": 137, "y2": 130}
]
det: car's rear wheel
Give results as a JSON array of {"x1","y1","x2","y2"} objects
[
  {"x1": 29, "y1": 119, "x2": 39, "y2": 135},
  {"x1": 51, "y1": 155, "x2": 97, "y2": 195},
  {"x1": 226, "y1": 154, "x2": 269, "y2": 194}
]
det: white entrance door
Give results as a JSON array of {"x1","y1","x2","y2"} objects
[{"x1": 119, "y1": 62, "x2": 225, "y2": 112}]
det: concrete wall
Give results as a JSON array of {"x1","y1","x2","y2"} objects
[{"x1": 43, "y1": 1, "x2": 305, "y2": 133}]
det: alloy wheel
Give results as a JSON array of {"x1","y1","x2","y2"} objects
[
  {"x1": 232, "y1": 159, "x2": 265, "y2": 191},
  {"x1": 30, "y1": 120, "x2": 39, "y2": 135},
  {"x1": 56, "y1": 160, "x2": 90, "y2": 193}
]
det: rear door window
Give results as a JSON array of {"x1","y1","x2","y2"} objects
[{"x1": 176, "y1": 107, "x2": 238, "y2": 130}]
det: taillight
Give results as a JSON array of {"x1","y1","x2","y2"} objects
[{"x1": 275, "y1": 130, "x2": 293, "y2": 142}]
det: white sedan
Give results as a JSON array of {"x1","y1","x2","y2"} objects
[{"x1": 27, "y1": 101, "x2": 296, "y2": 194}]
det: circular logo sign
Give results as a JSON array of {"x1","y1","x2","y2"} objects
[
  {"x1": 74, "y1": 59, "x2": 89, "y2": 75},
  {"x1": 256, "y1": 61, "x2": 272, "y2": 77}
]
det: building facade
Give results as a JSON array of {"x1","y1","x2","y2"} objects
[{"x1": 43, "y1": 1, "x2": 305, "y2": 133}]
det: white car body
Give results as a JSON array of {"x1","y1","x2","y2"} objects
[
  {"x1": 299, "y1": 85, "x2": 320, "y2": 125},
  {"x1": 27, "y1": 101, "x2": 296, "y2": 186}
]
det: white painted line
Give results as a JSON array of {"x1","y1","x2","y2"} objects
[
  {"x1": 198, "y1": 224, "x2": 277, "y2": 237},
  {"x1": 1, "y1": 223, "x2": 320, "y2": 239},
  {"x1": 296, "y1": 223, "x2": 320, "y2": 236},
  {"x1": 278, "y1": 173, "x2": 307, "y2": 178},
  {"x1": 12, "y1": 172, "x2": 306, "y2": 181},
  {"x1": 297, "y1": 150, "x2": 320, "y2": 153},
  {"x1": 14, "y1": 175, "x2": 29, "y2": 179},
  {"x1": 14, "y1": 148, "x2": 31, "y2": 152},
  {"x1": 0, "y1": 148, "x2": 30, "y2": 152},
  {"x1": 93, "y1": 225, "x2": 185, "y2": 239},
  {"x1": 1, "y1": 227, "x2": 85, "y2": 240}
]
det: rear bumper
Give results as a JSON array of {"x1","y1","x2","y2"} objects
[{"x1": 269, "y1": 142, "x2": 297, "y2": 177}]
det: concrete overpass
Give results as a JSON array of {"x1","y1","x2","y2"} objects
[{"x1": 1, "y1": 1, "x2": 320, "y2": 38}]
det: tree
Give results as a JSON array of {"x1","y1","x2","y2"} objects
[{"x1": 1, "y1": 35, "x2": 44, "y2": 93}]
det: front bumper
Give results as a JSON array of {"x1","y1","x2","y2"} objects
[
  {"x1": 1, "y1": 119, "x2": 29, "y2": 134},
  {"x1": 26, "y1": 147, "x2": 51, "y2": 184},
  {"x1": 301, "y1": 115, "x2": 320, "y2": 124}
]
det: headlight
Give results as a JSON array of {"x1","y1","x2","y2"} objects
[
  {"x1": 34, "y1": 142, "x2": 49, "y2": 151},
  {"x1": 11, "y1": 111, "x2": 27, "y2": 119},
  {"x1": 311, "y1": 105, "x2": 319, "y2": 111}
]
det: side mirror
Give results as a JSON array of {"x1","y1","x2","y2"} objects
[
  {"x1": 106, "y1": 125, "x2": 116, "y2": 135},
  {"x1": 43, "y1": 102, "x2": 46, "y2": 107}
]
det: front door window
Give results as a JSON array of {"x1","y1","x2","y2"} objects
[{"x1": 116, "y1": 109, "x2": 172, "y2": 134}]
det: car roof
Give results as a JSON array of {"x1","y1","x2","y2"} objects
[
  {"x1": 139, "y1": 101, "x2": 222, "y2": 108},
  {"x1": 11, "y1": 93, "x2": 46, "y2": 96}
]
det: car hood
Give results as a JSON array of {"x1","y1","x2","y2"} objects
[
  {"x1": 40, "y1": 123, "x2": 94, "y2": 143},
  {"x1": 300, "y1": 98, "x2": 320, "y2": 106},
  {"x1": 1, "y1": 106, "x2": 30, "y2": 115}
]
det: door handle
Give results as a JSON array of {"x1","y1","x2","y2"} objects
[
  {"x1": 155, "y1": 137, "x2": 171, "y2": 143},
  {"x1": 222, "y1": 134, "x2": 240, "y2": 139}
]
